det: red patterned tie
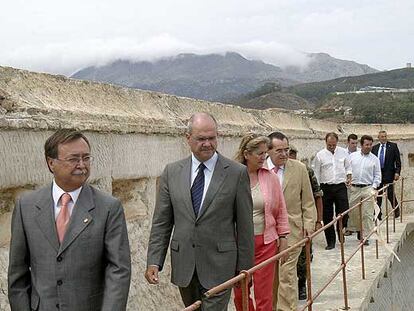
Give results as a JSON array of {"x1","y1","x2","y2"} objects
[{"x1": 56, "y1": 193, "x2": 71, "y2": 243}]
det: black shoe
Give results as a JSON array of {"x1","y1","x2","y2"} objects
[
  {"x1": 298, "y1": 284, "x2": 307, "y2": 300},
  {"x1": 378, "y1": 212, "x2": 382, "y2": 221},
  {"x1": 394, "y1": 208, "x2": 400, "y2": 218},
  {"x1": 363, "y1": 239, "x2": 369, "y2": 246},
  {"x1": 357, "y1": 231, "x2": 361, "y2": 241},
  {"x1": 325, "y1": 244, "x2": 335, "y2": 250}
]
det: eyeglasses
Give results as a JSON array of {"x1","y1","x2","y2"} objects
[
  {"x1": 272, "y1": 148, "x2": 290, "y2": 154},
  {"x1": 192, "y1": 136, "x2": 217, "y2": 143},
  {"x1": 54, "y1": 155, "x2": 93, "y2": 165}
]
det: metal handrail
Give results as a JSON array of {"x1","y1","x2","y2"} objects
[{"x1": 183, "y1": 177, "x2": 409, "y2": 311}]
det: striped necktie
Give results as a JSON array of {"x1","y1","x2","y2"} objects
[{"x1": 191, "y1": 163, "x2": 206, "y2": 216}]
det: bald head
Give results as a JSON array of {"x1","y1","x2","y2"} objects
[
  {"x1": 187, "y1": 112, "x2": 217, "y2": 134},
  {"x1": 186, "y1": 112, "x2": 218, "y2": 162}
]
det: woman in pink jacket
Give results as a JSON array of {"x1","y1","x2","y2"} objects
[{"x1": 234, "y1": 134, "x2": 290, "y2": 311}]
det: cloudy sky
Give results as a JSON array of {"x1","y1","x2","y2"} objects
[{"x1": 1, "y1": 0, "x2": 413, "y2": 76}]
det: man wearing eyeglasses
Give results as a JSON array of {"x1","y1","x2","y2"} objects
[
  {"x1": 145, "y1": 112, "x2": 254, "y2": 310},
  {"x1": 266, "y1": 132, "x2": 316, "y2": 311},
  {"x1": 8, "y1": 129, "x2": 131, "y2": 311}
]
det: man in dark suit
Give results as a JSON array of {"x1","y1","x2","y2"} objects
[
  {"x1": 372, "y1": 130, "x2": 401, "y2": 218},
  {"x1": 145, "y1": 112, "x2": 254, "y2": 310},
  {"x1": 8, "y1": 129, "x2": 131, "y2": 311}
]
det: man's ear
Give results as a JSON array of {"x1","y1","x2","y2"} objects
[{"x1": 47, "y1": 157, "x2": 55, "y2": 173}]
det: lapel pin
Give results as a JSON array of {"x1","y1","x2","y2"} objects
[{"x1": 83, "y1": 218, "x2": 89, "y2": 223}]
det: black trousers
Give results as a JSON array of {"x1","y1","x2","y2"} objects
[
  {"x1": 179, "y1": 271, "x2": 231, "y2": 311},
  {"x1": 320, "y1": 183, "x2": 349, "y2": 247},
  {"x1": 377, "y1": 182, "x2": 399, "y2": 219}
]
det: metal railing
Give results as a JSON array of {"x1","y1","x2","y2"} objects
[{"x1": 183, "y1": 177, "x2": 410, "y2": 311}]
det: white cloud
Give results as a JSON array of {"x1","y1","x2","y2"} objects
[{"x1": 0, "y1": 0, "x2": 413, "y2": 74}]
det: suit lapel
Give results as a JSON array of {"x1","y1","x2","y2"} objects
[
  {"x1": 35, "y1": 184, "x2": 60, "y2": 252},
  {"x1": 58, "y1": 184, "x2": 94, "y2": 256},
  {"x1": 197, "y1": 155, "x2": 227, "y2": 220},
  {"x1": 180, "y1": 157, "x2": 196, "y2": 220},
  {"x1": 384, "y1": 142, "x2": 391, "y2": 164},
  {"x1": 282, "y1": 160, "x2": 293, "y2": 193}
]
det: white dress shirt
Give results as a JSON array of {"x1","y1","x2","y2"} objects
[
  {"x1": 52, "y1": 180, "x2": 82, "y2": 220},
  {"x1": 350, "y1": 151, "x2": 382, "y2": 189},
  {"x1": 191, "y1": 152, "x2": 218, "y2": 211},
  {"x1": 347, "y1": 147, "x2": 361, "y2": 154},
  {"x1": 266, "y1": 157, "x2": 285, "y2": 184},
  {"x1": 312, "y1": 146, "x2": 352, "y2": 184}
]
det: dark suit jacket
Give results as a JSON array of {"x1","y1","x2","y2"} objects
[
  {"x1": 8, "y1": 184, "x2": 131, "y2": 311},
  {"x1": 146, "y1": 154, "x2": 254, "y2": 289},
  {"x1": 372, "y1": 141, "x2": 401, "y2": 183}
]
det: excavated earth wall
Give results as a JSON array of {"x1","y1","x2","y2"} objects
[{"x1": 0, "y1": 66, "x2": 414, "y2": 310}]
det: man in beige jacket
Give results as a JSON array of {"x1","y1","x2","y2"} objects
[{"x1": 267, "y1": 132, "x2": 316, "y2": 311}]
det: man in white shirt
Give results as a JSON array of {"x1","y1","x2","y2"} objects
[
  {"x1": 344, "y1": 133, "x2": 360, "y2": 236},
  {"x1": 313, "y1": 132, "x2": 352, "y2": 250},
  {"x1": 347, "y1": 133, "x2": 360, "y2": 154},
  {"x1": 347, "y1": 135, "x2": 381, "y2": 246}
]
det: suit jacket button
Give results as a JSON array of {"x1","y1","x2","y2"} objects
[
  {"x1": 57, "y1": 256, "x2": 63, "y2": 262},
  {"x1": 192, "y1": 244, "x2": 195, "y2": 248},
  {"x1": 57, "y1": 280, "x2": 63, "y2": 286},
  {"x1": 56, "y1": 303, "x2": 60, "y2": 308}
]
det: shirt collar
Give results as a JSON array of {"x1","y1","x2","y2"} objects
[
  {"x1": 326, "y1": 146, "x2": 337, "y2": 154},
  {"x1": 266, "y1": 157, "x2": 284, "y2": 171},
  {"x1": 191, "y1": 152, "x2": 218, "y2": 173},
  {"x1": 52, "y1": 180, "x2": 83, "y2": 206}
]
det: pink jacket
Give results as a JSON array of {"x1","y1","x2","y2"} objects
[{"x1": 257, "y1": 167, "x2": 290, "y2": 244}]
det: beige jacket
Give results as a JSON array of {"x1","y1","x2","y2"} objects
[{"x1": 267, "y1": 159, "x2": 316, "y2": 244}]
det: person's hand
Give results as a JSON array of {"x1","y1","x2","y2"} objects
[
  {"x1": 345, "y1": 177, "x2": 352, "y2": 187},
  {"x1": 394, "y1": 174, "x2": 400, "y2": 181},
  {"x1": 145, "y1": 265, "x2": 160, "y2": 284},
  {"x1": 278, "y1": 238, "x2": 289, "y2": 264},
  {"x1": 315, "y1": 221, "x2": 323, "y2": 231}
]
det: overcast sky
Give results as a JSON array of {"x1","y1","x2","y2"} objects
[{"x1": 1, "y1": 0, "x2": 413, "y2": 76}]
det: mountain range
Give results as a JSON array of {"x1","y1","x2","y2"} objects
[{"x1": 71, "y1": 51, "x2": 378, "y2": 102}]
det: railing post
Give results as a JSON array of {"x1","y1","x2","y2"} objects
[
  {"x1": 392, "y1": 182, "x2": 396, "y2": 232},
  {"x1": 385, "y1": 188, "x2": 389, "y2": 244},
  {"x1": 375, "y1": 216, "x2": 379, "y2": 260},
  {"x1": 240, "y1": 271, "x2": 250, "y2": 311},
  {"x1": 400, "y1": 177, "x2": 404, "y2": 223},
  {"x1": 338, "y1": 216, "x2": 350, "y2": 310},
  {"x1": 305, "y1": 237, "x2": 313, "y2": 311},
  {"x1": 358, "y1": 200, "x2": 366, "y2": 280}
]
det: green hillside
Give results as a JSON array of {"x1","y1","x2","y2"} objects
[
  {"x1": 287, "y1": 68, "x2": 414, "y2": 104},
  {"x1": 315, "y1": 92, "x2": 414, "y2": 123}
]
